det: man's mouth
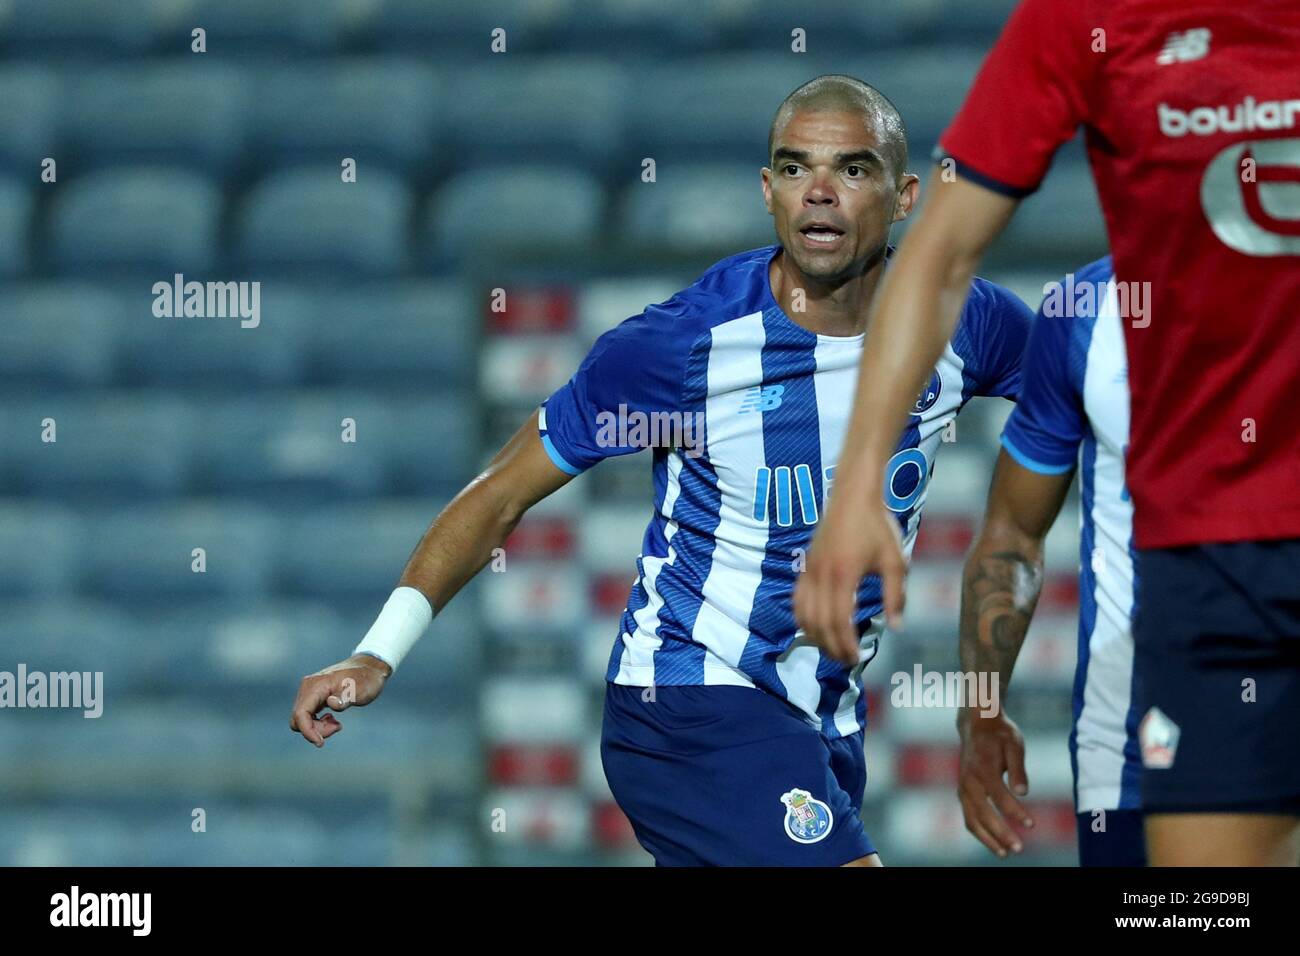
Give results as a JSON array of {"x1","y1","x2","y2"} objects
[{"x1": 799, "y1": 223, "x2": 845, "y2": 244}]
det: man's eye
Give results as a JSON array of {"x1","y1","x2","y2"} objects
[
  {"x1": 845, "y1": 165, "x2": 864, "y2": 177},
  {"x1": 784, "y1": 164, "x2": 801, "y2": 175}
]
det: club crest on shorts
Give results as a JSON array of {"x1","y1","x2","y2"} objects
[
  {"x1": 780, "y1": 788, "x2": 833, "y2": 844},
  {"x1": 1139, "y1": 706, "x2": 1180, "y2": 769}
]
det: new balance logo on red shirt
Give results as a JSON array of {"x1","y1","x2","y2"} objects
[{"x1": 1156, "y1": 28, "x2": 1211, "y2": 65}]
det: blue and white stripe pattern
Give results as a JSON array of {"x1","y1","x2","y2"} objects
[
  {"x1": 1000, "y1": 256, "x2": 1139, "y2": 811},
  {"x1": 541, "y1": 244, "x2": 1032, "y2": 739}
]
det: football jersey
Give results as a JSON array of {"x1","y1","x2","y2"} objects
[
  {"x1": 937, "y1": 0, "x2": 1300, "y2": 550},
  {"x1": 1001, "y1": 257, "x2": 1140, "y2": 812},
  {"x1": 540, "y1": 244, "x2": 1032, "y2": 738}
]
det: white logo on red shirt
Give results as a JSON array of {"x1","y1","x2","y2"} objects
[{"x1": 1156, "y1": 28, "x2": 1211, "y2": 65}]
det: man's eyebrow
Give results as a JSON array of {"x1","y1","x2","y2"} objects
[{"x1": 771, "y1": 147, "x2": 885, "y2": 167}]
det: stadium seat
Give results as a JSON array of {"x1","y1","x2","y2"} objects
[
  {"x1": 0, "y1": 0, "x2": 172, "y2": 57},
  {"x1": 0, "y1": 66, "x2": 61, "y2": 174},
  {"x1": 0, "y1": 600, "x2": 142, "y2": 691},
  {"x1": 191, "y1": 392, "x2": 392, "y2": 501},
  {"x1": 303, "y1": 280, "x2": 478, "y2": 389},
  {"x1": 551, "y1": 0, "x2": 720, "y2": 55},
  {"x1": 0, "y1": 504, "x2": 80, "y2": 596},
  {"x1": 235, "y1": 167, "x2": 413, "y2": 277},
  {"x1": 117, "y1": 280, "x2": 309, "y2": 387},
  {"x1": 3, "y1": 393, "x2": 196, "y2": 499},
  {"x1": 45, "y1": 168, "x2": 222, "y2": 278},
  {"x1": 84, "y1": 503, "x2": 277, "y2": 602},
  {"x1": 0, "y1": 284, "x2": 121, "y2": 387},
  {"x1": 841, "y1": 47, "x2": 986, "y2": 153},
  {"x1": 279, "y1": 500, "x2": 436, "y2": 600},
  {"x1": 369, "y1": 0, "x2": 570, "y2": 54},
  {"x1": 1005, "y1": 159, "x2": 1109, "y2": 261},
  {"x1": 65, "y1": 64, "x2": 250, "y2": 178},
  {"x1": 378, "y1": 394, "x2": 480, "y2": 495},
  {"x1": 442, "y1": 57, "x2": 628, "y2": 175},
  {"x1": 424, "y1": 166, "x2": 603, "y2": 267},
  {"x1": 711, "y1": 0, "x2": 907, "y2": 53},
  {"x1": 250, "y1": 59, "x2": 442, "y2": 176},
  {"x1": 183, "y1": 0, "x2": 355, "y2": 54},
  {"x1": 0, "y1": 178, "x2": 32, "y2": 278},
  {"x1": 630, "y1": 56, "x2": 813, "y2": 164},
  {"x1": 618, "y1": 163, "x2": 774, "y2": 252}
]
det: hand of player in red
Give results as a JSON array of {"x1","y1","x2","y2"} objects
[
  {"x1": 794, "y1": 498, "x2": 907, "y2": 666},
  {"x1": 956, "y1": 708, "x2": 1034, "y2": 857},
  {"x1": 289, "y1": 654, "x2": 392, "y2": 748}
]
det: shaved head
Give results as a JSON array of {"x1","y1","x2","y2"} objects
[{"x1": 768, "y1": 75, "x2": 908, "y2": 179}]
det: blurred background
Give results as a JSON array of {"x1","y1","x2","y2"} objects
[{"x1": 0, "y1": 0, "x2": 1108, "y2": 865}]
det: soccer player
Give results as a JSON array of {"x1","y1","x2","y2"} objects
[
  {"x1": 795, "y1": 1, "x2": 1300, "y2": 866},
  {"x1": 957, "y1": 257, "x2": 1145, "y2": 866},
  {"x1": 289, "y1": 75, "x2": 1033, "y2": 866}
]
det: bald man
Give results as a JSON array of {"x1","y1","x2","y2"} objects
[{"x1": 291, "y1": 75, "x2": 1032, "y2": 866}]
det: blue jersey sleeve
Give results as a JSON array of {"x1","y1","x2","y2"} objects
[
  {"x1": 956, "y1": 278, "x2": 1034, "y2": 400},
  {"x1": 538, "y1": 298, "x2": 697, "y2": 475},
  {"x1": 999, "y1": 290, "x2": 1087, "y2": 475}
]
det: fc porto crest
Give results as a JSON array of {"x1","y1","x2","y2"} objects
[
  {"x1": 912, "y1": 370, "x2": 942, "y2": 414},
  {"x1": 779, "y1": 788, "x2": 833, "y2": 844}
]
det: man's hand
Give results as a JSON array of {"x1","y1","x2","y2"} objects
[
  {"x1": 289, "y1": 654, "x2": 392, "y2": 748},
  {"x1": 794, "y1": 499, "x2": 907, "y2": 666},
  {"x1": 956, "y1": 708, "x2": 1033, "y2": 857}
]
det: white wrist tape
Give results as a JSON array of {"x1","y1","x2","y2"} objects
[{"x1": 353, "y1": 586, "x2": 434, "y2": 673}]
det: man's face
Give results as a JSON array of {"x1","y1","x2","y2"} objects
[{"x1": 762, "y1": 109, "x2": 916, "y2": 283}]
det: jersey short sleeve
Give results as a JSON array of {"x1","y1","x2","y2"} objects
[
  {"x1": 936, "y1": 0, "x2": 1100, "y2": 197},
  {"x1": 999, "y1": 286, "x2": 1087, "y2": 475},
  {"x1": 538, "y1": 303, "x2": 695, "y2": 475},
  {"x1": 957, "y1": 279, "x2": 1034, "y2": 400}
]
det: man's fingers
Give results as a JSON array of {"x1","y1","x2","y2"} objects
[
  {"x1": 959, "y1": 792, "x2": 1010, "y2": 858},
  {"x1": 881, "y1": 550, "x2": 907, "y2": 632},
  {"x1": 1004, "y1": 736, "x2": 1031, "y2": 800},
  {"x1": 961, "y1": 776, "x2": 1023, "y2": 854}
]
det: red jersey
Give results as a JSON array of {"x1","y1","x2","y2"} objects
[{"x1": 939, "y1": 0, "x2": 1300, "y2": 549}]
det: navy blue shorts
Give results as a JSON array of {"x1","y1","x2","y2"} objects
[
  {"x1": 600, "y1": 683, "x2": 876, "y2": 866},
  {"x1": 1076, "y1": 809, "x2": 1146, "y2": 866},
  {"x1": 1132, "y1": 538, "x2": 1300, "y2": 815}
]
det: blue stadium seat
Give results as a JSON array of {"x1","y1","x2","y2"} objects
[
  {"x1": 65, "y1": 64, "x2": 250, "y2": 178},
  {"x1": 118, "y1": 281, "x2": 309, "y2": 387},
  {"x1": 377, "y1": 395, "x2": 480, "y2": 495},
  {"x1": 0, "y1": 811, "x2": 137, "y2": 866},
  {"x1": 0, "y1": 178, "x2": 32, "y2": 277},
  {"x1": 619, "y1": 163, "x2": 773, "y2": 252},
  {"x1": 235, "y1": 167, "x2": 413, "y2": 277},
  {"x1": 3, "y1": 394, "x2": 196, "y2": 499},
  {"x1": 0, "y1": 600, "x2": 141, "y2": 691},
  {"x1": 46, "y1": 168, "x2": 222, "y2": 278},
  {"x1": 184, "y1": 0, "x2": 354, "y2": 54},
  {"x1": 84, "y1": 503, "x2": 277, "y2": 602},
  {"x1": 303, "y1": 281, "x2": 478, "y2": 389},
  {"x1": 424, "y1": 166, "x2": 603, "y2": 266},
  {"x1": 554, "y1": 0, "x2": 720, "y2": 54},
  {"x1": 0, "y1": 67, "x2": 61, "y2": 174},
  {"x1": 370, "y1": 0, "x2": 568, "y2": 54},
  {"x1": 631, "y1": 56, "x2": 812, "y2": 164},
  {"x1": 842, "y1": 48, "x2": 986, "y2": 154},
  {"x1": 250, "y1": 59, "x2": 443, "y2": 175},
  {"x1": 191, "y1": 393, "x2": 391, "y2": 501},
  {"x1": 443, "y1": 57, "x2": 627, "y2": 174},
  {"x1": 917, "y1": 0, "x2": 1019, "y2": 42},
  {"x1": 280, "y1": 501, "x2": 434, "y2": 600},
  {"x1": 139, "y1": 600, "x2": 350, "y2": 694},
  {"x1": 712, "y1": 0, "x2": 907, "y2": 53},
  {"x1": 1005, "y1": 159, "x2": 1109, "y2": 259},
  {"x1": 0, "y1": 0, "x2": 172, "y2": 57},
  {"x1": 0, "y1": 504, "x2": 80, "y2": 596},
  {"x1": 0, "y1": 284, "x2": 120, "y2": 387}
]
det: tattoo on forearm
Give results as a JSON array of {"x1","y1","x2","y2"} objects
[{"x1": 959, "y1": 549, "x2": 1044, "y2": 687}]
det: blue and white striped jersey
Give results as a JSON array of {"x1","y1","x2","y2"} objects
[
  {"x1": 1000, "y1": 256, "x2": 1139, "y2": 812},
  {"x1": 540, "y1": 243, "x2": 1032, "y2": 739}
]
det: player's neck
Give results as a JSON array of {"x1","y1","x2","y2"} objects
[{"x1": 768, "y1": 247, "x2": 885, "y2": 338}]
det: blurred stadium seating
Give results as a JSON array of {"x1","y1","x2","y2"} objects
[{"x1": 0, "y1": 0, "x2": 1107, "y2": 865}]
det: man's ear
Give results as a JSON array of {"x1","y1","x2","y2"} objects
[
  {"x1": 760, "y1": 166, "x2": 775, "y2": 215},
  {"x1": 893, "y1": 173, "x2": 921, "y2": 223}
]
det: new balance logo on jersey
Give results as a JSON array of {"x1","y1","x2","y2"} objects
[
  {"x1": 1156, "y1": 28, "x2": 1210, "y2": 65},
  {"x1": 1158, "y1": 97, "x2": 1300, "y2": 137},
  {"x1": 739, "y1": 384, "x2": 784, "y2": 413}
]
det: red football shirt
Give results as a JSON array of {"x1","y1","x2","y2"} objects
[{"x1": 939, "y1": 0, "x2": 1300, "y2": 549}]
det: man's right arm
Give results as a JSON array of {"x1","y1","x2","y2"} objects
[
  {"x1": 956, "y1": 448, "x2": 1073, "y2": 856},
  {"x1": 289, "y1": 410, "x2": 575, "y2": 746}
]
